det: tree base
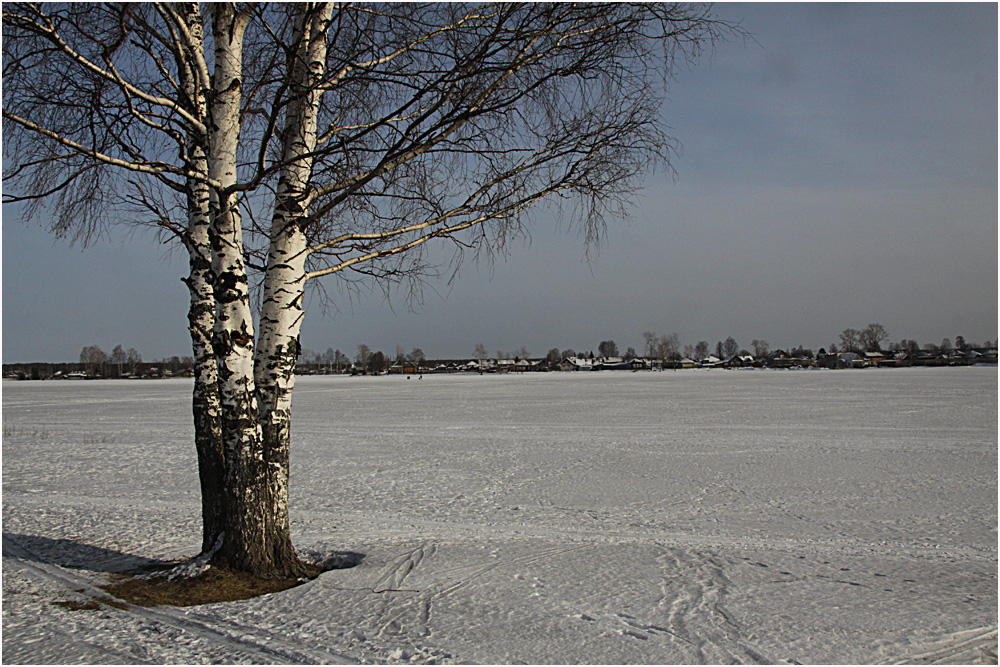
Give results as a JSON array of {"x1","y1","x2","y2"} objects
[
  {"x1": 101, "y1": 565, "x2": 315, "y2": 607},
  {"x1": 209, "y1": 545, "x2": 323, "y2": 581},
  {"x1": 98, "y1": 550, "x2": 363, "y2": 608}
]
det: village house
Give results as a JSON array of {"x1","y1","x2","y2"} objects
[
  {"x1": 597, "y1": 357, "x2": 647, "y2": 371},
  {"x1": 766, "y1": 350, "x2": 794, "y2": 368},
  {"x1": 863, "y1": 351, "x2": 885, "y2": 366},
  {"x1": 558, "y1": 357, "x2": 595, "y2": 371},
  {"x1": 835, "y1": 353, "x2": 864, "y2": 369},
  {"x1": 496, "y1": 359, "x2": 516, "y2": 373},
  {"x1": 388, "y1": 361, "x2": 420, "y2": 375}
]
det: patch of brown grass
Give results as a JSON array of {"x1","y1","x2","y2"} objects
[{"x1": 101, "y1": 567, "x2": 310, "y2": 608}]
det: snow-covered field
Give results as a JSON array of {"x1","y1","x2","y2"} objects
[{"x1": 3, "y1": 367, "x2": 997, "y2": 664}]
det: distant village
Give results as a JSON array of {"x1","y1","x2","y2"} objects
[
  {"x1": 375, "y1": 346, "x2": 999, "y2": 376},
  {"x1": 4, "y1": 329, "x2": 996, "y2": 381},
  {"x1": 302, "y1": 344, "x2": 998, "y2": 377}
]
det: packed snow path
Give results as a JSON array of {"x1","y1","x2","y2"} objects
[{"x1": 3, "y1": 368, "x2": 997, "y2": 664}]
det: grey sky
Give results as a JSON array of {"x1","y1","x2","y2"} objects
[{"x1": 2, "y1": 3, "x2": 997, "y2": 363}]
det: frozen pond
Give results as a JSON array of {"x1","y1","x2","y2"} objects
[{"x1": 3, "y1": 367, "x2": 997, "y2": 663}]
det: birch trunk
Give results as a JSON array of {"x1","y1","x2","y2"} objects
[
  {"x1": 206, "y1": 5, "x2": 272, "y2": 575},
  {"x1": 253, "y1": 3, "x2": 333, "y2": 578},
  {"x1": 176, "y1": 3, "x2": 226, "y2": 555},
  {"x1": 186, "y1": 168, "x2": 226, "y2": 555}
]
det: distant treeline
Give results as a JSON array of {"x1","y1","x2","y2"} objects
[
  {"x1": 3, "y1": 328, "x2": 996, "y2": 380},
  {"x1": 3, "y1": 345, "x2": 194, "y2": 380},
  {"x1": 3, "y1": 360, "x2": 194, "y2": 381},
  {"x1": 293, "y1": 326, "x2": 997, "y2": 375}
]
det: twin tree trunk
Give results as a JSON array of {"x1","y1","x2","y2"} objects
[{"x1": 182, "y1": 3, "x2": 332, "y2": 579}]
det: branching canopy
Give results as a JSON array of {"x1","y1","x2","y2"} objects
[{"x1": 4, "y1": 2, "x2": 737, "y2": 298}]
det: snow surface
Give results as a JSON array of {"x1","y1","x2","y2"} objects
[{"x1": 3, "y1": 367, "x2": 997, "y2": 664}]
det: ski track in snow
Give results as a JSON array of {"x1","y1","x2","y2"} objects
[
  {"x1": 3, "y1": 534, "x2": 354, "y2": 664},
  {"x1": 3, "y1": 369, "x2": 997, "y2": 664},
  {"x1": 888, "y1": 626, "x2": 998, "y2": 665}
]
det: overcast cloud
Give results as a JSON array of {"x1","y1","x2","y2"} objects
[{"x1": 2, "y1": 3, "x2": 996, "y2": 363}]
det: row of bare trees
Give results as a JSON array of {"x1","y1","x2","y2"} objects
[
  {"x1": 4, "y1": 347, "x2": 202, "y2": 380},
  {"x1": 835, "y1": 324, "x2": 889, "y2": 355},
  {"x1": 3, "y1": 2, "x2": 733, "y2": 578},
  {"x1": 79, "y1": 345, "x2": 202, "y2": 377},
  {"x1": 625, "y1": 324, "x2": 994, "y2": 365},
  {"x1": 79, "y1": 344, "x2": 142, "y2": 377}
]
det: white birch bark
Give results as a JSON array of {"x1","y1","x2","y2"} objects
[
  {"x1": 253, "y1": 3, "x2": 334, "y2": 576},
  {"x1": 206, "y1": 4, "x2": 269, "y2": 574},
  {"x1": 186, "y1": 159, "x2": 227, "y2": 554},
  {"x1": 174, "y1": 2, "x2": 226, "y2": 555}
]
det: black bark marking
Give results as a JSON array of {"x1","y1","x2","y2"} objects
[{"x1": 215, "y1": 271, "x2": 248, "y2": 304}]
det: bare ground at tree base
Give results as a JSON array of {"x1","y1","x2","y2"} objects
[{"x1": 100, "y1": 566, "x2": 318, "y2": 608}]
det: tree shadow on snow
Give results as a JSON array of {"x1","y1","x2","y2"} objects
[
  {"x1": 4, "y1": 532, "x2": 366, "y2": 577},
  {"x1": 5, "y1": 532, "x2": 367, "y2": 607},
  {"x1": 2, "y1": 532, "x2": 177, "y2": 575},
  {"x1": 301, "y1": 547, "x2": 366, "y2": 571}
]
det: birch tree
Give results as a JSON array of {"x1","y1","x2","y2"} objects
[{"x1": 4, "y1": 2, "x2": 735, "y2": 579}]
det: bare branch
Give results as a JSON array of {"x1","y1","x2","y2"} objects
[
  {"x1": 3, "y1": 3, "x2": 207, "y2": 134},
  {"x1": 2, "y1": 109, "x2": 211, "y2": 191}
]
